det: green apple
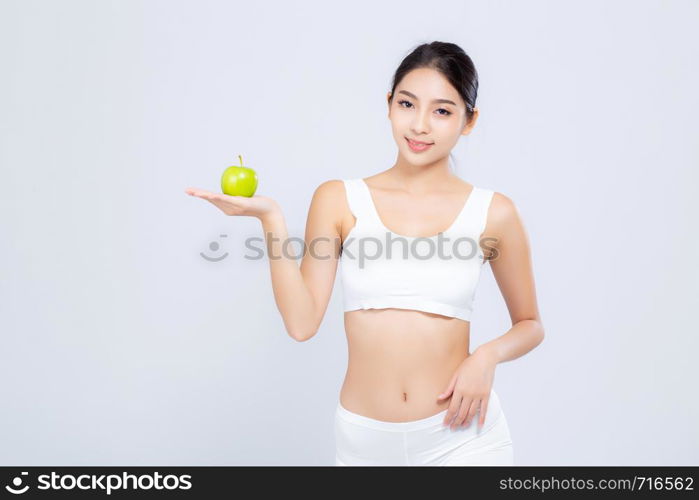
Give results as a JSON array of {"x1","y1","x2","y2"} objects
[{"x1": 220, "y1": 155, "x2": 258, "y2": 197}]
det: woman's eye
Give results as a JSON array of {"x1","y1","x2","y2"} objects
[{"x1": 398, "y1": 100, "x2": 452, "y2": 116}]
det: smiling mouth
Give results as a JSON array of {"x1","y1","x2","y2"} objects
[
  {"x1": 406, "y1": 137, "x2": 434, "y2": 145},
  {"x1": 406, "y1": 138, "x2": 435, "y2": 151}
]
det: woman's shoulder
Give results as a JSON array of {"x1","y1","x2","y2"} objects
[
  {"x1": 313, "y1": 178, "x2": 349, "y2": 197},
  {"x1": 310, "y1": 178, "x2": 355, "y2": 216},
  {"x1": 487, "y1": 189, "x2": 517, "y2": 217},
  {"x1": 482, "y1": 188, "x2": 528, "y2": 242}
]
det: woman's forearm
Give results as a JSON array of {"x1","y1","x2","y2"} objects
[
  {"x1": 474, "y1": 319, "x2": 545, "y2": 364},
  {"x1": 259, "y1": 213, "x2": 316, "y2": 341}
]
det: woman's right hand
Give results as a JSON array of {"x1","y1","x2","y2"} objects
[{"x1": 184, "y1": 187, "x2": 281, "y2": 222}]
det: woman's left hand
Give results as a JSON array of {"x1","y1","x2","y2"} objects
[{"x1": 437, "y1": 348, "x2": 498, "y2": 430}]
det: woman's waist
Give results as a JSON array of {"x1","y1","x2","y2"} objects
[
  {"x1": 340, "y1": 358, "x2": 465, "y2": 421},
  {"x1": 345, "y1": 349, "x2": 466, "y2": 379},
  {"x1": 345, "y1": 334, "x2": 470, "y2": 373},
  {"x1": 338, "y1": 382, "x2": 503, "y2": 428},
  {"x1": 340, "y1": 312, "x2": 473, "y2": 421}
]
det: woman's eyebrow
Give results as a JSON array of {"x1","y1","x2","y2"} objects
[{"x1": 397, "y1": 90, "x2": 456, "y2": 106}]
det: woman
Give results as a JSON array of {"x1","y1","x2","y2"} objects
[{"x1": 185, "y1": 41, "x2": 544, "y2": 466}]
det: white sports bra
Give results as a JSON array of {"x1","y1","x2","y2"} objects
[{"x1": 339, "y1": 178, "x2": 495, "y2": 322}]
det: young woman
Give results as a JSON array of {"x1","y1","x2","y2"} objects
[{"x1": 185, "y1": 41, "x2": 544, "y2": 466}]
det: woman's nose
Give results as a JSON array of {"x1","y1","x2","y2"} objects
[{"x1": 411, "y1": 112, "x2": 431, "y2": 133}]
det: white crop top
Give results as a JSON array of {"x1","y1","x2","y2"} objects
[{"x1": 339, "y1": 178, "x2": 495, "y2": 322}]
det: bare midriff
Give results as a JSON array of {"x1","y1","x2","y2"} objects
[
  {"x1": 338, "y1": 175, "x2": 485, "y2": 423},
  {"x1": 339, "y1": 308, "x2": 471, "y2": 422}
]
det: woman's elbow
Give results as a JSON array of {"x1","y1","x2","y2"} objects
[
  {"x1": 536, "y1": 322, "x2": 545, "y2": 346},
  {"x1": 288, "y1": 328, "x2": 317, "y2": 342}
]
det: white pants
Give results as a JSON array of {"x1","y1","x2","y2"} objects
[{"x1": 335, "y1": 388, "x2": 514, "y2": 466}]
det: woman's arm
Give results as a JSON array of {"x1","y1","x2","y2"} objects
[
  {"x1": 185, "y1": 180, "x2": 343, "y2": 342},
  {"x1": 260, "y1": 180, "x2": 343, "y2": 342},
  {"x1": 433, "y1": 190, "x2": 546, "y2": 429},
  {"x1": 474, "y1": 192, "x2": 545, "y2": 363}
]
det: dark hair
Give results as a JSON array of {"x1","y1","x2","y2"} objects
[{"x1": 389, "y1": 41, "x2": 478, "y2": 121}]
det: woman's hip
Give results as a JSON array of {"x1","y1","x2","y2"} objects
[{"x1": 334, "y1": 388, "x2": 513, "y2": 466}]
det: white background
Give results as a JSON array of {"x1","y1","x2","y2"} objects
[{"x1": 1, "y1": 0, "x2": 697, "y2": 465}]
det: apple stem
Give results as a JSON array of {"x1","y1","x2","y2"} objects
[{"x1": 238, "y1": 154, "x2": 243, "y2": 166}]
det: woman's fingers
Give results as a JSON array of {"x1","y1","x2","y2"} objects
[
  {"x1": 185, "y1": 187, "x2": 218, "y2": 198},
  {"x1": 185, "y1": 187, "x2": 278, "y2": 220},
  {"x1": 185, "y1": 187, "x2": 206, "y2": 197},
  {"x1": 463, "y1": 397, "x2": 481, "y2": 427},
  {"x1": 443, "y1": 394, "x2": 462, "y2": 427},
  {"x1": 452, "y1": 397, "x2": 472, "y2": 429},
  {"x1": 445, "y1": 393, "x2": 490, "y2": 429},
  {"x1": 186, "y1": 189, "x2": 224, "y2": 204},
  {"x1": 186, "y1": 188, "x2": 238, "y2": 202},
  {"x1": 477, "y1": 396, "x2": 489, "y2": 428}
]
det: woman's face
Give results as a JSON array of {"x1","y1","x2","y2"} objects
[{"x1": 387, "y1": 67, "x2": 478, "y2": 164}]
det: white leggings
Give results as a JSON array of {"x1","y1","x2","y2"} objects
[{"x1": 335, "y1": 388, "x2": 514, "y2": 466}]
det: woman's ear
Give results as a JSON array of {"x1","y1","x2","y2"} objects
[{"x1": 462, "y1": 107, "x2": 479, "y2": 135}]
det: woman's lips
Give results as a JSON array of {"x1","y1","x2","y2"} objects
[{"x1": 406, "y1": 138, "x2": 434, "y2": 152}]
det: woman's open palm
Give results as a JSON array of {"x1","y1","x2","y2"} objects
[{"x1": 184, "y1": 187, "x2": 280, "y2": 220}]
